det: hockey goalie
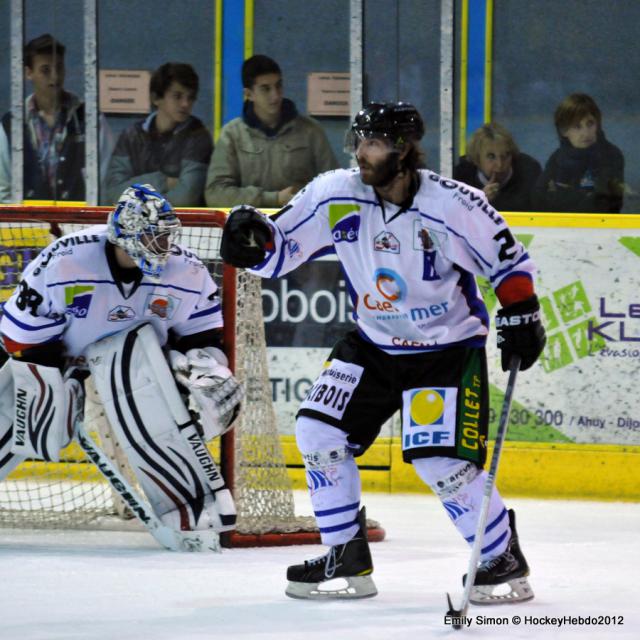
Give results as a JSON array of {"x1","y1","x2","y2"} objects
[{"x1": 0, "y1": 184, "x2": 243, "y2": 549}]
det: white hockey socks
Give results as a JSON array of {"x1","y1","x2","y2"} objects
[
  {"x1": 412, "y1": 456, "x2": 511, "y2": 561},
  {"x1": 296, "y1": 416, "x2": 362, "y2": 546}
]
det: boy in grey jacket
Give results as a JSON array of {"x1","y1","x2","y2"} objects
[{"x1": 205, "y1": 55, "x2": 338, "y2": 208}]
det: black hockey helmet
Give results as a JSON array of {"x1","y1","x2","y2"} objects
[{"x1": 346, "y1": 101, "x2": 425, "y2": 152}]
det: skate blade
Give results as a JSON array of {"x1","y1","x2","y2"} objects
[
  {"x1": 285, "y1": 575, "x2": 378, "y2": 600},
  {"x1": 470, "y1": 577, "x2": 534, "y2": 605}
]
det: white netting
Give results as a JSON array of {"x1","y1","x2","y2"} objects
[{"x1": 0, "y1": 212, "x2": 316, "y2": 538}]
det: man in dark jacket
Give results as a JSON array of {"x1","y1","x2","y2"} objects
[
  {"x1": 454, "y1": 123, "x2": 541, "y2": 212},
  {"x1": 104, "y1": 62, "x2": 213, "y2": 206}
]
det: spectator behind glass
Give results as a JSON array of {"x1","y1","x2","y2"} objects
[
  {"x1": 0, "y1": 33, "x2": 113, "y2": 202},
  {"x1": 532, "y1": 93, "x2": 625, "y2": 213},
  {"x1": 205, "y1": 54, "x2": 338, "y2": 208},
  {"x1": 453, "y1": 123, "x2": 541, "y2": 212},
  {"x1": 104, "y1": 63, "x2": 213, "y2": 206}
]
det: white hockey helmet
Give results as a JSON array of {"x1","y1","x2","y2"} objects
[{"x1": 108, "y1": 184, "x2": 181, "y2": 279}]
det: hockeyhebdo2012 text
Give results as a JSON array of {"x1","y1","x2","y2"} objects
[{"x1": 444, "y1": 614, "x2": 624, "y2": 628}]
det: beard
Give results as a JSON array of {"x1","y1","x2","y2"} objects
[{"x1": 359, "y1": 153, "x2": 401, "y2": 187}]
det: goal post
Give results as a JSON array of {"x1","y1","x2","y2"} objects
[{"x1": 0, "y1": 205, "x2": 385, "y2": 546}]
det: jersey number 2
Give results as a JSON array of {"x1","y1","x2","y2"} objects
[{"x1": 493, "y1": 229, "x2": 518, "y2": 262}]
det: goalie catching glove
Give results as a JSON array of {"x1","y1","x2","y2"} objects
[
  {"x1": 220, "y1": 205, "x2": 273, "y2": 268},
  {"x1": 169, "y1": 347, "x2": 244, "y2": 440},
  {"x1": 495, "y1": 295, "x2": 546, "y2": 372}
]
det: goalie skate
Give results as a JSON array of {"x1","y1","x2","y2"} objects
[
  {"x1": 285, "y1": 507, "x2": 377, "y2": 600},
  {"x1": 465, "y1": 509, "x2": 534, "y2": 605}
]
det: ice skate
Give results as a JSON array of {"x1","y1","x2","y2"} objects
[
  {"x1": 285, "y1": 507, "x2": 377, "y2": 600},
  {"x1": 464, "y1": 509, "x2": 534, "y2": 605}
]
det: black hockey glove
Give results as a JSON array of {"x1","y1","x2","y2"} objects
[
  {"x1": 495, "y1": 295, "x2": 546, "y2": 372},
  {"x1": 220, "y1": 205, "x2": 273, "y2": 268}
]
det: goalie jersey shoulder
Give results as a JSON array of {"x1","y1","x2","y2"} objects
[{"x1": 1, "y1": 225, "x2": 222, "y2": 358}]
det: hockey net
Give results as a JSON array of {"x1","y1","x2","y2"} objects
[{"x1": 0, "y1": 205, "x2": 385, "y2": 546}]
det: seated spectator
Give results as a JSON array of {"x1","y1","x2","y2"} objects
[
  {"x1": 0, "y1": 33, "x2": 113, "y2": 202},
  {"x1": 532, "y1": 93, "x2": 624, "y2": 213},
  {"x1": 453, "y1": 122, "x2": 541, "y2": 211},
  {"x1": 104, "y1": 62, "x2": 212, "y2": 206},
  {"x1": 205, "y1": 54, "x2": 338, "y2": 208}
]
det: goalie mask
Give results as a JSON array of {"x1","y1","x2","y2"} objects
[{"x1": 108, "y1": 183, "x2": 181, "y2": 280}]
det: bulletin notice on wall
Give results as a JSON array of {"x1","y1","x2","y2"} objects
[{"x1": 262, "y1": 227, "x2": 640, "y2": 445}]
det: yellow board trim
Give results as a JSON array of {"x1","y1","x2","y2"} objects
[
  {"x1": 8, "y1": 437, "x2": 639, "y2": 502},
  {"x1": 282, "y1": 436, "x2": 640, "y2": 502},
  {"x1": 502, "y1": 212, "x2": 640, "y2": 228}
]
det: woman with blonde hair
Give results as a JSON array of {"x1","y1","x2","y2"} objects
[{"x1": 454, "y1": 122, "x2": 541, "y2": 211}]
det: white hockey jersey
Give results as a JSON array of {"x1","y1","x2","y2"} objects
[
  {"x1": 0, "y1": 225, "x2": 223, "y2": 360},
  {"x1": 249, "y1": 168, "x2": 536, "y2": 354}
]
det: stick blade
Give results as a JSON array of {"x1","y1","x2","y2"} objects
[{"x1": 446, "y1": 593, "x2": 464, "y2": 631}]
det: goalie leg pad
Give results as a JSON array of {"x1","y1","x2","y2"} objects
[
  {"x1": 412, "y1": 456, "x2": 511, "y2": 561},
  {"x1": 296, "y1": 416, "x2": 361, "y2": 545},
  {"x1": 0, "y1": 361, "x2": 25, "y2": 481},
  {"x1": 86, "y1": 323, "x2": 236, "y2": 533},
  {"x1": 8, "y1": 359, "x2": 80, "y2": 462}
]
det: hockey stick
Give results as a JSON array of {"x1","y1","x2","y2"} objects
[
  {"x1": 75, "y1": 421, "x2": 221, "y2": 552},
  {"x1": 446, "y1": 355, "x2": 521, "y2": 631}
]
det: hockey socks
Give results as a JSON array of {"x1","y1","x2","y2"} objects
[
  {"x1": 412, "y1": 456, "x2": 511, "y2": 561},
  {"x1": 296, "y1": 417, "x2": 362, "y2": 546}
]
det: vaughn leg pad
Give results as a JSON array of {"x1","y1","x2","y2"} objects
[
  {"x1": 9, "y1": 359, "x2": 77, "y2": 462},
  {"x1": 0, "y1": 361, "x2": 25, "y2": 481},
  {"x1": 86, "y1": 323, "x2": 236, "y2": 532}
]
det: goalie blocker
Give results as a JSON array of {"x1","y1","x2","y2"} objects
[{"x1": 86, "y1": 323, "x2": 237, "y2": 533}]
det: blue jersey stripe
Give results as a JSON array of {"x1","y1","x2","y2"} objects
[
  {"x1": 284, "y1": 195, "x2": 381, "y2": 236},
  {"x1": 319, "y1": 517, "x2": 359, "y2": 534},
  {"x1": 2, "y1": 307, "x2": 66, "y2": 332},
  {"x1": 187, "y1": 304, "x2": 221, "y2": 320},
  {"x1": 489, "y1": 254, "x2": 531, "y2": 283},
  {"x1": 481, "y1": 529, "x2": 509, "y2": 555},
  {"x1": 314, "y1": 501, "x2": 360, "y2": 518},
  {"x1": 465, "y1": 507, "x2": 508, "y2": 543},
  {"x1": 46, "y1": 279, "x2": 201, "y2": 295},
  {"x1": 454, "y1": 265, "x2": 490, "y2": 328},
  {"x1": 418, "y1": 210, "x2": 493, "y2": 268}
]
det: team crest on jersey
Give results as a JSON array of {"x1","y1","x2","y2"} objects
[
  {"x1": 374, "y1": 231, "x2": 400, "y2": 254},
  {"x1": 108, "y1": 305, "x2": 136, "y2": 322},
  {"x1": 144, "y1": 294, "x2": 181, "y2": 320},
  {"x1": 329, "y1": 203, "x2": 361, "y2": 243},
  {"x1": 64, "y1": 284, "x2": 95, "y2": 318}
]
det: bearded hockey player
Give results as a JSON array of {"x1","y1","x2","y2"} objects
[
  {"x1": 0, "y1": 184, "x2": 242, "y2": 538},
  {"x1": 220, "y1": 102, "x2": 546, "y2": 601}
]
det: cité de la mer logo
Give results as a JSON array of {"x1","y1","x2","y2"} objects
[
  {"x1": 64, "y1": 284, "x2": 95, "y2": 318},
  {"x1": 329, "y1": 203, "x2": 361, "y2": 243}
]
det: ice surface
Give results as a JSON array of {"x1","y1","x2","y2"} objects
[{"x1": 1, "y1": 492, "x2": 638, "y2": 639}]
